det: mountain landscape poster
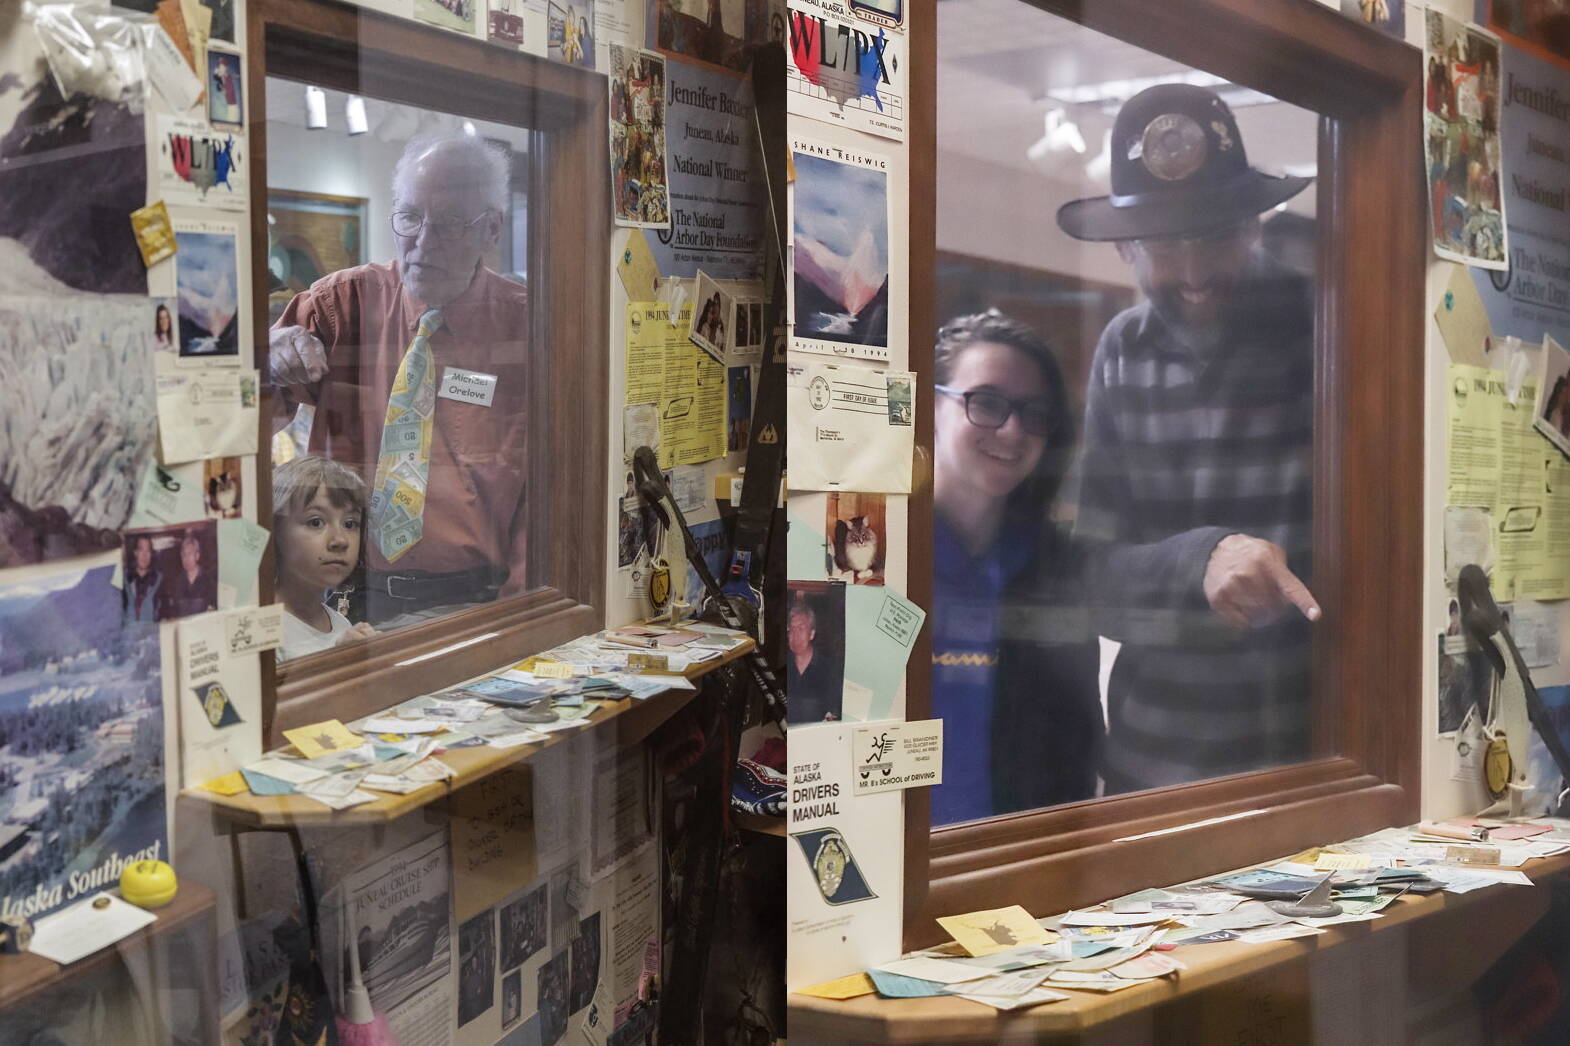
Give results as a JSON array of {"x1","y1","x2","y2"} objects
[{"x1": 789, "y1": 135, "x2": 891, "y2": 363}]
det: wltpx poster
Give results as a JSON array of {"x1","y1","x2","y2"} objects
[
  {"x1": 786, "y1": 0, "x2": 905, "y2": 141},
  {"x1": 0, "y1": 558, "x2": 167, "y2": 922}
]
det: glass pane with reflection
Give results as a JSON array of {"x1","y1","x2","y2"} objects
[
  {"x1": 264, "y1": 78, "x2": 536, "y2": 662},
  {"x1": 931, "y1": 0, "x2": 1320, "y2": 825}
]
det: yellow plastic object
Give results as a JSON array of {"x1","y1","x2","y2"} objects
[{"x1": 120, "y1": 859, "x2": 178, "y2": 909}]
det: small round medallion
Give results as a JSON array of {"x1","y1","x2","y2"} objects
[{"x1": 1140, "y1": 114, "x2": 1208, "y2": 182}]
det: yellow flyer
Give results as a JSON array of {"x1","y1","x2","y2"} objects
[
  {"x1": 936, "y1": 904, "x2": 1052, "y2": 957},
  {"x1": 283, "y1": 719, "x2": 364, "y2": 759}
]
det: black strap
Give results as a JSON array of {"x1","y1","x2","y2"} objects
[{"x1": 730, "y1": 42, "x2": 789, "y2": 563}]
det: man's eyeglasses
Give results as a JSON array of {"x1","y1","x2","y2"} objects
[
  {"x1": 390, "y1": 210, "x2": 492, "y2": 243},
  {"x1": 1127, "y1": 223, "x2": 1253, "y2": 261},
  {"x1": 935, "y1": 385, "x2": 1052, "y2": 437}
]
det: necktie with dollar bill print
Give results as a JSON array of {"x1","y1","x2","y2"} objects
[{"x1": 371, "y1": 308, "x2": 442, "y2": 561}]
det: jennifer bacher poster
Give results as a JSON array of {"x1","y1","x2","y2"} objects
[{"x1": 650, "y1": 60, "x2": 766, "y2": 281}]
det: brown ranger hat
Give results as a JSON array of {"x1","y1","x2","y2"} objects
[{"x1": 1055, "y1": 83, "x2": 1311, "y2": 243}]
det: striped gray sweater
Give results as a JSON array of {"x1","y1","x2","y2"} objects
[{"x1": 1072, "y1": 264, "x2": 1316, "y2": 793}]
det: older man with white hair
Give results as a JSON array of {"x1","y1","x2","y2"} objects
[{"x1": 270, "y1": 134, "x2": 529, "y2": 625}]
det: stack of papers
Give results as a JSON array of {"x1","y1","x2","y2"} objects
[
  {"x1": 797, "y1": 817, "x2": 1570, "y2": 1010},
  {"x1": 214, "y1": 623, "x2": 752, "y2": 808}
]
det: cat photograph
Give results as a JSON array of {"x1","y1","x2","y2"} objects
[{"x1": 827, "y1": 492, "x2": 886, "y2": 585}]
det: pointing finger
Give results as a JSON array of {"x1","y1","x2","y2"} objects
[{"x1": 1270, "y1": 558, "x2": 1321, "y2": 622}]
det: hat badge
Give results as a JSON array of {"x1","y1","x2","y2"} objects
[{"x1": 1139, "y1": 113, "x2": 1207, "y2": 181}]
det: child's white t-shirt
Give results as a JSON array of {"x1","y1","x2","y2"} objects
[{"x1": 282, "y1": 605, "x2": 353, "y2": 661}]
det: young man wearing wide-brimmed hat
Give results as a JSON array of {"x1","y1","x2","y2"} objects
[{"x1": 1059, "y1": 83, "x2": 1322, "y2": 794}]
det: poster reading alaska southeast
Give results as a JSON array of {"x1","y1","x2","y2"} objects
[
  {"x1": 0, "y1": 559, "x2": 167, "y2": 922},
  {"x1": 786, "y1": 0, "x2": 905, "y2": 141}
]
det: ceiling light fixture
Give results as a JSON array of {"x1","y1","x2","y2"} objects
[
  {"x1": 345, "y1": 94, "x2": 368, "y2": 136},
  {"x1": 1026, "y1": 108, "x2": 1087, "y2": 173},
  {"x1": 1085, "y1": 128, "x2": 1113, "y2": 184},
  {"x1": 305, "y1": 85, "x2": 327, "y2": 130}
]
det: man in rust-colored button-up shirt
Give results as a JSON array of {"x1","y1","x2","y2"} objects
[{"x1": 270, "y1": 135, "x2": 530, "y2": 624}]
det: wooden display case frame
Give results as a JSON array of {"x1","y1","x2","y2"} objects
[
  {"x1": 903, "y1": 0, "x2": 1425, "y2": 948},
  {"x1": 245, "y1": 0, "x2": 611, "y2": 745}
]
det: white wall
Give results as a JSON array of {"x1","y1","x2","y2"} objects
[
  {"x1": 266, "y1": 120, "x2": 405, "y2": 262},
  {"x1": 936, "y1": 149, "x2": 1134, "y2": 290}
]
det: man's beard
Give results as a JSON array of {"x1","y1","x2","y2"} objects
[{"x1": 1145, "y1": 281, "x2": 1241, "y2": 357}]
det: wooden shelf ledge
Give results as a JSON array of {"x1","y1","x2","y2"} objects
[
  {"x1": 788, "y1": 853, "x2": 1570, "y2": 1043},
  {"x1": 0, "y1": 882, "x2": 218, "y2": 1011},
  {"x1": 180, "y1": 638, "x2": 753, "y2": 829}
]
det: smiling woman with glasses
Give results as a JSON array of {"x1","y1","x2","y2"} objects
[{"x1": 929, "y1": 309, "x2": 1101, "y2": 825}]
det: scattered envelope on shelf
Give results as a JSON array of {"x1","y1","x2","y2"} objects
[
  {"x1": 28, "y1": 894, "x2": 157, "y2": 965},
  {"x1": 283, "y1": 719, "x2": 364, "y2": 760},
  {"x1": 865, "y1": 970, "x2": 951, "y2": 998},
  {"x1": 937, "y1": 905, "x2": 1053, "y2": 957},
  {"x1": 796, "y1": 972, "x2": 877, "y2": 1000},
  {"x1": 874, "y1": 957, "x2": 991, "y2": 985}
]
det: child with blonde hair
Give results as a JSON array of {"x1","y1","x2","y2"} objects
[{"x1": 274, "y1": 455, "x2": 377, "y2": 660}]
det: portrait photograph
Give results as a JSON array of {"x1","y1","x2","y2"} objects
[
  {"x1": 648, "y1": 0, "x2": 770, "y2": 73},
  {"x1": 549, "y1": 0, "x2": 596, "y2": 67},
  {"x1": 1489, "y1": 0, "x2": 1570, "y2": 64},
  {"x1": 501, "y1": 968, "x2": 523, "y2": 1031},
  {"x1": 1535, "y1": 334, "x2": 1570, "y2": 457},
  {"x1": 537, "y1": 949, "x2": 570, "y2": 1044},
  {"x1": 122, "y1": 521, "x2": 219, "y2": 624},
  {"x1": 569, "y1": 912, "x2": 601, "y2": 1013},
  {"x1": 727, "y1": 366, "x2": 752, "y2": 452},
  {"x1": 457, "y1": 910, "x2": 496, "y2": 1026},
  {"x1": 207, "y1": 49, "x2": 244, "y2": 128},
  {"x1": 499, "y1": 883, "x2": 548, "y2": 971},
  {"x1": 689, "y1": 271, "x2": 732, "y2": 363},
  {"x1": 785, "y1": 581, "x2": 847, "y2": 725},
  {"x1": 1438, "y1": 632, "x2": 1493, "y2": 735}
]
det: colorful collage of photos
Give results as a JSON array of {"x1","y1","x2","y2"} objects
[
  {"x1": 609, "y1": 46, "x2": 671, "y2": 228},
  {"x1": 1424, "y1": 9, "x2": 1508, "y2": 268}
]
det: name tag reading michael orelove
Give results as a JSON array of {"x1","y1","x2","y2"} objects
[{"x1": 438, "y1": 366, "x2": 498, "y2": 407}]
